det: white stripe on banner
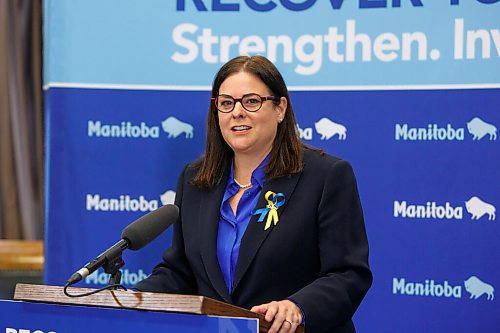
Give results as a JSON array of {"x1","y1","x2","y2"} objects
[{"x1": 43, "y1": 82, "x2": 500, "y2": 92}]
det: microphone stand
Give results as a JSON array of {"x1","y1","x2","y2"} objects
[
  {"x1": 103, "y1": 253, "x2": 124, "y2": 289},
  {"x1": 64, "y1": 251, "x2": 126, "y2": 297},
  {"x1": 94, "y1": 239, "x2": 127, "y2": 289}
]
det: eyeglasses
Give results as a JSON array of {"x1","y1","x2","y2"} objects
[{"x1": 211, "y1": 93, "x2": 276, "y2": 113}]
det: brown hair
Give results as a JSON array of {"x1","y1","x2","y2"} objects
[{"x1": 192, "y1": 55, "x2": 306, "y2": 188}]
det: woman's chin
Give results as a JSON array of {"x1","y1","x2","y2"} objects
[
  {"x1": 227, "y1": 138, "x2": 251, "y2": 151},
  {"x1": 231, "y1": 145, "x2": 253, "y2": 155}
]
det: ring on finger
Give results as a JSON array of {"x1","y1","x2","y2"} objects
[{"x1": 284, "y1": 319, "x2": 293, "y2": 326}]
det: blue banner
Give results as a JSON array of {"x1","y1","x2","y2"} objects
[{"x1": 43, "y1": 1, "x2": 500, "y2": 332}]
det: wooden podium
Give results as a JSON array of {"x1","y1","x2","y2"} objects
[{"x1": 9, "y1": 284, "x2": 304, "y2": 333}]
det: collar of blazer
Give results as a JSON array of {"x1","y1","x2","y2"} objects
[{"x1": 198, "y1": 165, "x2": 302, "y2": 302}]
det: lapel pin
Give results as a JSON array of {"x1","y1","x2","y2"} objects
[{"x1": 253, "y1": 191, "x2": 285, "y2": 230}]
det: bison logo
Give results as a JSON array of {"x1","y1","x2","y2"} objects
[
  {"x1": 465, "y1": 196, "x2": 496, "y2": 221},
  {"x1": 464, "y1": 276, "x2": 494, "y2": 300},
  {"x1": 162, "y1": 117, "x2": 194, "y2": 138},
  {"x1": 466, "y1": 117, "x2": 497, "y2": 141},
  {"x1": 160, "y1": 190, "x2": 176, "y2": 206},
  {"x1": 315, "y1": 118, "x2": 347, "y2": 140}
]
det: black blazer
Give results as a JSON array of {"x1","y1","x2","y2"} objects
[{"x1": 136, "y1": 149, "x2": 372, "y2": 333}]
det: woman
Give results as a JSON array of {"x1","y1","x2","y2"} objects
[{"x1": 135, "y1": 55, "x2": 372, "y2": 333}]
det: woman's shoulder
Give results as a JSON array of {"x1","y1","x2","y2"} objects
[
  {"x1": 303, "y1": 146, "x2": 342, "y2": 166},
  {"x1": 181, "y1": 158, "x2": 202, "y2": 178},
  {"x1": 302, "y1": 147, "x2": 356, "y2": 176},
  {"x1": 301, "y1": 148, "x2": 359, "y2": 193}
]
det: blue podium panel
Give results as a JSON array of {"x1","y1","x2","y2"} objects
[{"x1": 0, "y1": 300, "x2": 258, "y2": 333}]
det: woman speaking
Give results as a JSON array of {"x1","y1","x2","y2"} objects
[{"x1": 135, "y1": 55, "x2": 372, "y2": 333}]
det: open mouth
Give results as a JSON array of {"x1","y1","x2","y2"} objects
[{"x1": 232, "y1": 125, "x2": 252, "y2": 132}]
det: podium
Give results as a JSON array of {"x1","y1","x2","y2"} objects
[{"x1": 2, "y1": 284, "x2": 304, "y2": 333}]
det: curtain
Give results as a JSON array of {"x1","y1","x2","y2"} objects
[{"x1": 0, "y1": 0, "x2": 43, "y2": 239}]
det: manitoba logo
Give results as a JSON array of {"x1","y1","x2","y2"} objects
[
  {"x1": 160, "y1": 190, "x2": 176, "y2": 205},
  {"x1": 87, "y1": 116, "x2": 194, "y2": 139},
  {"x1": 87, "y1": 190, "x2": 177, "y2": 212},
  {"x1": 464, "y1": 276, "x2": 495, "y2": 300},
  {"x1": 86, "y1": 194, "x2": 159, "y2": 212},
  {"x1": 393, "y1": 275, "x2": 495, "y2": 301},
  {"x1": 315, "y1": 118, "x2": 347, "y2": 140},
  {"x1": 395, "y1": 123, "x2": 464, "y2": 141},
  {"x1": 465, "y1": 196, "x2": 496, "y2": 221},
  {"x1": 296, "y1": 123, "x2": 313, "y2": 140},
  {"x1": 161, "y1": 116, "x2": 194, "y2": 138},
  {"x1": 297, "y1": 117, "x2": 347, "y2": 141},
  {"x1": 393, "y1": 277, "x2": 462, "y2": 298},
  {"x1": 394, "y1": 195, "x2": 495, "y2": 221},
  {"x1": 467, "y1": 117, "x2": 497, "y2": 141},
  {"x1": 88, "y1": 120, "x2": 160, "y2": 138},
  {"x1": 395, "y1": 117, "x2": 496, "y2": 141},
  {"x1": 393, "y1": 200, "x2": 463, "y2": 220},
  {"x1": 85, "y1": 269, "x2": 148, "y2": 286}
]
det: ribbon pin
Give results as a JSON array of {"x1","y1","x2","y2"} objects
[{"x1": 253, "y1": 191, "x2": 285, "y2": 230}]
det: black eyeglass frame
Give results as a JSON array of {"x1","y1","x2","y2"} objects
[{"x1": 211, "y1": 93, "x2": 277, "y2": 113}]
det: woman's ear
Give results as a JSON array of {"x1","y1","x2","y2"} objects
[{"x1": 277, "y1": 96, "x2": 287, "y2": 119}]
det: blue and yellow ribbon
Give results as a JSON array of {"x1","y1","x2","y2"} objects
[{"x1": 253, "y1": 191, "x2": 285, "y2": 230}]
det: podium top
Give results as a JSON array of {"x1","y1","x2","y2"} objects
[{"x1": 14, "y1": 284, "x2": 304, "y2": 333}]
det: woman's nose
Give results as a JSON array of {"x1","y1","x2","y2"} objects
[{"x1": 232, "y1": 101, "x2": 246, "y2": 117}]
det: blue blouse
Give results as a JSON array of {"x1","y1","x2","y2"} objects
[{"x1": 217, "y1": 156, "x2": 268, "y2": 293}]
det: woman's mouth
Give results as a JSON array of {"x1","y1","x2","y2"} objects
[{"x1": 231, "y1": 125, "x2": 252, "y2": 132}]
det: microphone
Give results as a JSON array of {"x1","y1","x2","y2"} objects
[{"x1": 66, "y1": 204, "x2": 179, "y2": 286}]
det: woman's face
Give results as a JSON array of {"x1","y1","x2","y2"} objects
[{"x1": 217, "y1": 71, "x2": 286, "y2": 158}]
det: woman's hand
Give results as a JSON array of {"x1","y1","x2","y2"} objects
[{"x1": 250, "y1": 300, "x2": 303, "y2": 333}]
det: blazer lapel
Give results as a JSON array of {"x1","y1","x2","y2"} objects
[
  {"x1": 199, "y1": 174, "x2": 233, "y2": 303},
  {"x1": 232, "y1": 172, "x2": 302, "y2": 292}
]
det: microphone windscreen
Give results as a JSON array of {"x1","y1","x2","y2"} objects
[{"x1": 121, "y1": 204, "x2": 179, "y2": 250}]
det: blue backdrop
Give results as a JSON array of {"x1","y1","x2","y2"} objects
[{"x1": 43, "y1": 1, "x2": 499, "y2": 332}]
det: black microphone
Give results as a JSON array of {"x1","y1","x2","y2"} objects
[{"x1": 66, "y1": 204, "x2": 179, "y2": 286}]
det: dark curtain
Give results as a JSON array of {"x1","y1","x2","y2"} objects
[{"x1": 0, "y1": 0, "x2": 43, "y2": 239}]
